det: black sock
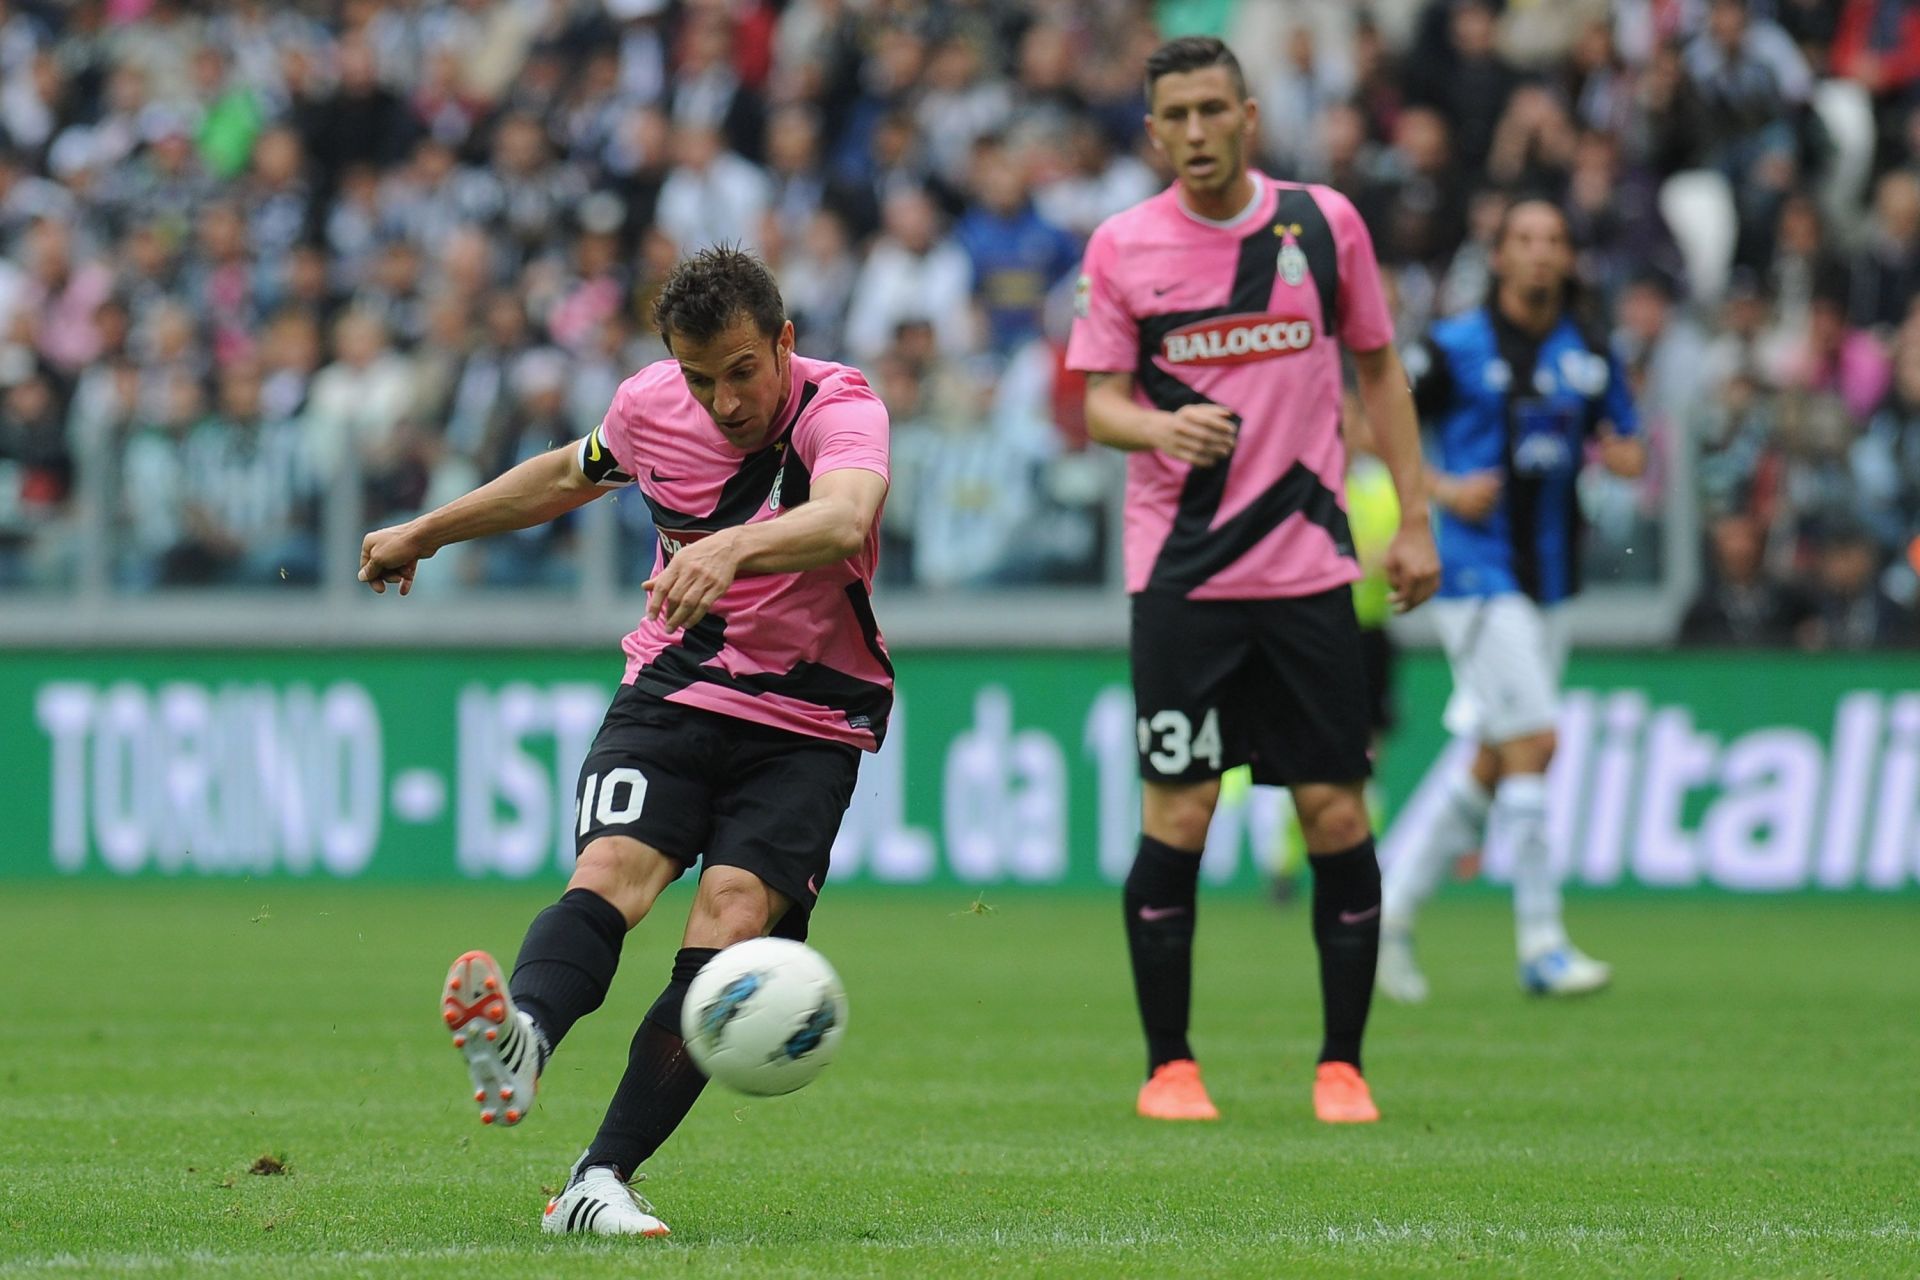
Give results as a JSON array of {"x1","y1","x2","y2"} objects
[
  {"x1": 1310, "y1": 839, "x2": 1382, "y2": 1071},
  {"x1": 582, "y1": 946, "x2": 719, "y2": 1180},
  {"x1": 508, "y1": 888, "x2": 628, "y2": 1061},
  {"x1": 1122, "y1": 835, "x2": 1203, "y2": 1075}
]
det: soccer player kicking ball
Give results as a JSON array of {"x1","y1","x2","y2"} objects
[
  {"x1": 1068, "y1": 36, "x2": 1440, "y2": 1125},
  {"x1": 1379, "y1": 198, "x2": 1644, "y2": 1002},
  {"x1": 359, "y1": 248, "x2": 891, "y2": 1236}
]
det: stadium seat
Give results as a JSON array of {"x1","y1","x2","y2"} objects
[{"x1": 1657, "y1": 170, "x2": 1738, "y2": 305}]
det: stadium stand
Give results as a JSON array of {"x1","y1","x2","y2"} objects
[{"x1": 0, "y1": 0, "x2": 1913, "y2": 648}]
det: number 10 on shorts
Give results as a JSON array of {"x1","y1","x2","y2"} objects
[
  {"x1": 579, "y1": 767, "x2": 649, "y2": 836},
  {"x1": 1137, "y1": 708, "x2": 1224, "y2": 775}
]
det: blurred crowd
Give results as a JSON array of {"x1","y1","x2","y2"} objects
[{"x1": 0, "y1": 0, "x2": 1914, "y2": 642}]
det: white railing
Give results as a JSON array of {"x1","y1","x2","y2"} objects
[{"x1": 0, "y1": 427, "x2": 1695, "y2": 651}]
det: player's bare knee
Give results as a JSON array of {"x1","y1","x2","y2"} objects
[
  {"x1": 568, "y1": 837, "x2": 677, "y2": 928},
  {"x1": 687, "y1": 871, "x2": 777, "y2": 947},
  {"x1": 1295, "y1": 783, "x2": 1372, "y2": 853},
  {"x1": 566, "y1": 863, "x2": 650, "y2": 928},
  {"x1": 1471, "y1": 744, "x2": 1502, "y2": 791},
  {"x1": 1142, "y1": 780, "x2": 1219, "y2": 852},
  {"x1": 1495, "y1": 730, "x2": 1556, "y2": 778}
]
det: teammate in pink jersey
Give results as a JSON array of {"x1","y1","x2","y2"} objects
[
  {"x1": 1067, "y1": 37, "x2": 1440, "y2": 1126},
  {"x1": 358, "y1": 247, "x2": 890, "y2": 1238}
]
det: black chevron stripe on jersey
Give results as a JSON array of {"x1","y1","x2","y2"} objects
[
  {"x1": 777, "y1": 440, "x2": 813, "y2": 510},
  {"x1": 643, "y1": 380, "x2": 822, "y2": 532},
  {"x1": 1148, "y1": 458, "x2": 1355, "y2": 594},
  {"x1": 1276, "y1": 185, "x2": 1339, "y2": 339},
  {"x1": 630, "y1": 611, "x2": 893, "y2": 744},
  {"x1": 1132, "y1": 187, "x2": 1350, "y2": 595},
  {"x1": 1134, "y1": 327, "x2": 1355, "y2": 593},
  {"x1": 844, "y1": 582, "x2": 893, "y2": 679}
]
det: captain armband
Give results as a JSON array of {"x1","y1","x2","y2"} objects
[{"x1": 578, "y1": 426, "x2": 635, "y2": 487}]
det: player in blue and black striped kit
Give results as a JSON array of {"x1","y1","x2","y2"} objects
[{"x1": 1380, "y1": 198, "x2": 1646, "y2": 1001}]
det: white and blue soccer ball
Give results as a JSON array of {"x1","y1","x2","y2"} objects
[{"x1": 681, "y1": 937, "x2": 848, "y2": 1096}]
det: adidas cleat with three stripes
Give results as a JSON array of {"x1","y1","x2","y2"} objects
[
  {"x1": 542, "y1": 1159, "x2": 671, "y2": 1237},
  {"x1": 441, "y1": 950, "x2": 541, "y2": 1126}
]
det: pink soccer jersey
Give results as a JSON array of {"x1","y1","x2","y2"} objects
[
  {"x1": 1066, "y1": 174, "x2": 1395, "y2": 600},
  {"x1": 580, "y1": 354, "x2": 893, "y2": 751}
]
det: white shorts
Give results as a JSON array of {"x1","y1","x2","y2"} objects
[{"x1": 1429, "y1": 595, "x2": 1568, "y2": 745}]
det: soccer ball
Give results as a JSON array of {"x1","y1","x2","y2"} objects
[{"x1": 681, "y1": 937, "x2": 848, "y2": 1096}]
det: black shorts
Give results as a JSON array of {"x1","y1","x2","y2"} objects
[
  {"x1": 575, "y1": 683, "x2": 861, "y2": 940},
  {"x1": 1359, "y1": 624, "x2": 1395, "y2": 734},
  {"x1": 1129, "y1": 586, "x2": 1373, "y2": 787}
]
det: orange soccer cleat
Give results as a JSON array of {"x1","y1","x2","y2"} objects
[
  {"x1": 1136, "y1": 1059, "x2": 1221, "y2": 1121},
  {"x1": 1313, "y1": 1061, "x2": 1380, "y2": 1124}
]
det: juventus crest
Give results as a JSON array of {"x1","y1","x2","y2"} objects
[{"x1": 1277, "y1": 236, "x2": 1307, "y2": 287}]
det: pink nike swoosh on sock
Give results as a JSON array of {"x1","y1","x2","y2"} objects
[
  {"x1": 1339, "y1": 905, "x2": 1382, "y2": 925},
  {"x1": 1137, "y1": 905, "x2": 1190, "y2": 922}
]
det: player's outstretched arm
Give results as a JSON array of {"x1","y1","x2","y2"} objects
[
  {"x1": 642, "y1": 467, "x2": 888, "y2": 632},
  {"x1": 1084, "y1": 371, "x2": 1237, "y2": 467},
  {"x1": 1352, "y1": 344, "x2": 1441, "y2": 613},
  {"x1": 358, "y1": 440, "x2": 607, "y2": 595},
  {"x1": 1428, "y1": 470, "x2": 1504, "y2": 522}
]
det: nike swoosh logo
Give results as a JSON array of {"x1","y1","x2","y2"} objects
[
  {"x1": 806, "y1": 875, "x2": 820, "y2": 895},
  {"x1": 1152, "y1": 284, "x2": 1174, "y2": 296},
  {"x1": 1339, "y1": 905, "x2": 1381, "y2": 926},
  {"x1": 649, "y1": 468, "x2": 680, "y2": 483},
  {"x1": 1137, "y1": 905, "x2": 1189, "y2": 922}
]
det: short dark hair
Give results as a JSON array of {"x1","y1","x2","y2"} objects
[
  {"x1": 1493, "y1": 194, "x2": 1571, "y2": 251},
  {"x1": 1144, "y1": 35, "x2": 1246, "y2": 104},
  {"x1": 652, "y1": 245, "x2": 787, "y2": 347}
]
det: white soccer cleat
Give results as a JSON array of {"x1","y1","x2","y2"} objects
[
  {"x1": 1519, "y1": 945, "x2": 1613, "y2": 997},
  {"x1": 1377, "y1": 930, "x2": 1430, "y2": 1004},
  {"x1": 441, "y1": 950, "x2": 541, "y2": 1126},
  {"x1": 542, "y1": 1161, "x2": 671, "y2": 1237}
]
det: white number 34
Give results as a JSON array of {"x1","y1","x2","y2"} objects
[{"x1": 1137, "y1": 708, "x2": 1224, "y2": 774}]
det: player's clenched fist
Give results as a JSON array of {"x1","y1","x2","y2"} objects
[
  {"x1": 359, "y1": 522, "x2": 432, "y2": 595},
  {"x1": 1384, "y1": 521, "x2": 1441, "y2": 614},
  {"x1": 1156, "y1": 403, "x2": 1239, "y2": 467},
  {"x1": 645, "y1": 531, "x2": 742, "y2": 632}
]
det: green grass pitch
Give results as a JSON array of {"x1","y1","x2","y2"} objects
[{"x1": 3, "y1": 882, "x2": 1915, "y2": 1278}]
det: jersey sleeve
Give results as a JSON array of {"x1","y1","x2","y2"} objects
[
  {"x1": 1321, "y1": 187, "x2": 1395, "y2": 353},
  {"x1": 579, "y1": 377, "x2": 642, "y2": 487},
  {"x1": 1064, "y1": 222, "x2": 1138, "y2": 373},
  {"x1": 794, "y1": 372, "x2": 890, "y2": 482}
]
